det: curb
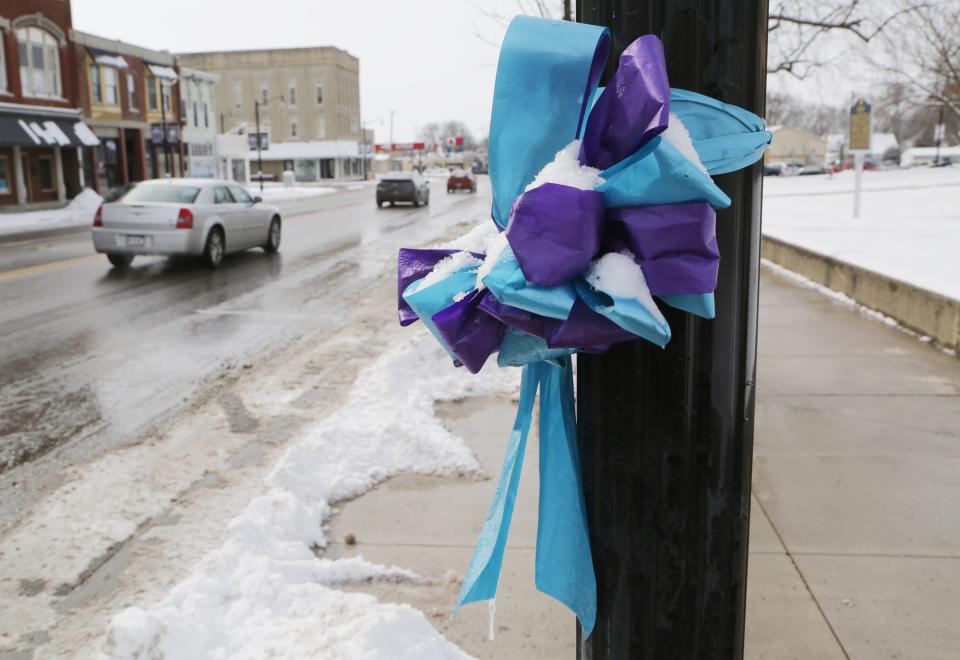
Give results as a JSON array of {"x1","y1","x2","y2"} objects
[
  {"x1": 0, "y1": 224, "x2": 89, "y2": 245},
  {"x1": 761, "y1": 235, "x2": 960, "y2": 353}
]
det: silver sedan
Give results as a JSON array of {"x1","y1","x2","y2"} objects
[{"x1": 92, "y1": 178, "x2": 282, "y2": 268}]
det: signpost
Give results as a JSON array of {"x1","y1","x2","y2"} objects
[
  {"x1": 849, "y1": 98, "x2": 872, "y2": 218},
  {"x1": 576, "y1": 1, "x2": 768, "y2": 658}
]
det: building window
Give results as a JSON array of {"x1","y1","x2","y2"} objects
[
  {"x1": 0, "y1": 41, "x2": 7, "y2": 91},
  {"x1": 288, "y1": 77, "x2": 297, "y2": 106},
  {"x1": 315, "y1": 80, "x2": 323, "y2": 105},
  {"x1": 147, "y1": 75, "x2": 158, "y2": 111},
  {"x1": 260, "y1": 79, "x2": 268, "y2": 105},
  {"x1": 316, "y1": 114, "x2": 325, "y2": 139},
  {"x1": 234, "y1": 80, "x2": 241, "y2": 109},
  {"x1": 37, "y1": 155, "x2": 55, "y2": 191},
  {"x1": 193, "y1": 101, "x2": 198, "y2": 127},
  {"x1": 127, "y1": 73, "x2": 137, "y2": 109},
  {"x1": 0, "y1": 155, "x2": 9, "y2": 194},
  {"x1": 161, "y1": 84, "x2": 171, "y2": 115},
  {"x1": 90, "y1": 64, "x2": 102, "y2": 104},
  {"x1": 290, "y1": 118, "x2": 298, "y2": 138},
  {"x1": 203, "y1": 102, "x2": 209, "y2": 128},
  {"x1": 104, "y1": 67, "x2": 118, "y2": 105},
  {"x1": 16, "y1": 27, "x2": 61, "y2": 98}
]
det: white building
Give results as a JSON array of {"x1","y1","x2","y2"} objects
[{"x1": 179, "y1": 67, "x2": 219, "y2": 178}]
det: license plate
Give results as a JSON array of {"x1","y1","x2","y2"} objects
[{"x1": 126, "y1": 235, "x2": 145, "y2": 247}]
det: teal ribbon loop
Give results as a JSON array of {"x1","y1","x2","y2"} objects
[{"x1": 454, "y1": 358, "x2": 597, "y2": 635}]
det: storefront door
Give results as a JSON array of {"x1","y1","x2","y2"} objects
[{"x1": 22, "y1": 149, "x2": 58, "y2": 203}]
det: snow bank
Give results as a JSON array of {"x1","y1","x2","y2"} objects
[
  {"x1": 0, "y1": 188, "x2": 103, "y2": 239},
  {"x1": 762, "y1": 168, "x2": 960, "y2": 301},
  {"x1": 251, "y1": 186, "x2": 337, "y2": 202},
  {"x1": 102, "y1": 332, "x2": 519, "y2": 660}
]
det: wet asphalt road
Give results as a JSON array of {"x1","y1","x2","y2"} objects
[{"x1": 0, "y1": 180, "x2": 487, "y2": 529}]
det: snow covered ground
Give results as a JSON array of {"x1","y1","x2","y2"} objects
[
  {"x1": 762, "y1": 167, "x2": 960, "y2": 301},
  {"x1": 0, "y1": 188, "x2": 102, "y2": 240},
  {"x1": 250, "y1": 185, "x2": 337, "y2": 202},
  {"x1": 102, "y1": 332, "x2": 518, "y2": 660}
]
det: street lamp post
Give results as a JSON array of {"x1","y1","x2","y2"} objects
[
  {"x1": 159, "y1": 79, "x2": 177, "y2": 177},
  {"x1": 254, "y1": 95, "x2": 285, "y2": 192},
  {"x1": 576, "y1": 2, "x2": 769, "y2": 659}
]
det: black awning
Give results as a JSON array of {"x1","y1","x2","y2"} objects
[{"x1": 0, "y1": 114, "x2": 101, "y2": 148}]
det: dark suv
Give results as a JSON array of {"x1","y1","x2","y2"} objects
[
  {"x1": 447, "y1": 168, "x2": 476, "y2": 193},
  {"x1": 376, "y1": 172, "x2": 430, "y2": 208}
]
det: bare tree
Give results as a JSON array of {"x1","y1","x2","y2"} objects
[
  {"x1": 417, "y1": 120, "x2": 479, "y2": 150},
  {"x1": 870, "y1": 1, "x2": 960, "y2": 142},
  {"x1": 767, "y1": 0, "x2": 921, "y2": 77},
  {"x1": 474, "y1": 0, "x2": 914, "y2": 78}
]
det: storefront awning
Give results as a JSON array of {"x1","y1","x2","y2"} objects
[
  {"x1": 146, "y1": 64, "x2": 178, "y2": 81},
  {"x1": 0, "y1": 114, "x2": 101, "y2": 148},
  {"x1": 86, "y1": 47, "x2": 129, "y2": 69}
]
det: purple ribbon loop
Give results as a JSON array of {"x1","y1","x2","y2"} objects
[
  {"x1": 607, "y1": 203, "x2": 720, "y2": 295},
  {"x1": 432, "y1": 289, "x2": 506, "y2": 374},
  {"x1": 397, "y1": 248, "x2": 463, "y2": 326},
  {"x1": 506, "y1": 183, "x2": 606, "y2": 287},
  {"x1": 543, "y1": 298, "x2": 637, "y2": 353},
  {"x1": 579, "y1": 35, "x2": 670, "y2": 171},
  {"x1": 478, "y1": 294, "x2": 548, "y2": 339},
  {"x1": 397, "y1": 248, "x2": 484, "y2": 326}
]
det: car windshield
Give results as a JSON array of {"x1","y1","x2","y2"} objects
[
  {"x1": 450, "y1": 169, "x2": 466, "y2": 177},
  {"x1": 122, "y1": 184, "x2": 201, "y2": 204},
  {"x1": 382, "y1": 173, "x2": 412, "y2": 181}
]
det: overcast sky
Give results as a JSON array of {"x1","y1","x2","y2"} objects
[
  {"x1": 72, "y1": 0, "x2": 531, "y2": 144},
  {"x1": 72, "y1": 0, "x2": 884, "y2": 142}
]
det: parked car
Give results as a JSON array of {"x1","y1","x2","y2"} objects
[
  {"x1": 376, "y1": 172, "x2": 430, "y2": 208},
  {"x1": 92, "y1": 178, "x2": 282, "y2": 269},
  {"x1": 447, "y1": 169, "x2": 477, "y2": 193},
  {"x1": 763, "y1": 162, "x2": 799, "y2": 176},
  {"x1": 799, "y1": 164, "x2": 828, "y2": 176}
]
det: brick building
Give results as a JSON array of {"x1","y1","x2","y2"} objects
[
  {"x1": 0, "y1": 0, "x2": 99, "y2": 208},
  {"x1": 72, "y1": 30, "x2": 184, "y2": 192}
]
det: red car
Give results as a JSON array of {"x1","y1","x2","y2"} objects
[{"x1": 447, "y1": 169, "x2": 476, "y2": 193}]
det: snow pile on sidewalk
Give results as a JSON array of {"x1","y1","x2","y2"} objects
[
  {"x1": 0, "y1": 188, "x2": 103, "y2": 239},
  {"x1": 102, "y1": 332, "x2": 519, "y2": 660},
  {"x1": 251, "y1": 185, "x2": 337, "y2": 202}
]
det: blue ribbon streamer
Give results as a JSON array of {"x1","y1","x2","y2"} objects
[{"x1": 455, "y1": 358, "x2": 597, "y2": 635}]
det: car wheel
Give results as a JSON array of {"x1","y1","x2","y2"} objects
[
  {"x1": 425, "y1": 193, "x2": 430, "y2": 206},
  {"x1": 413, "y1": 196, "x2": 421, "y2": 208},
  {"x1": 447, "y1": 188, "x2": 453, "y2": 193},
  {"x1": 264, "y1": 216, "x2": 281, "y2": 253},
  {"x1": 107, "y1": 253, "x2": 133, "y2": 268},
  {"x1": 377, "y1": 200, "x2": 385, "y2": 208},
  {"x1": 203, "y1": 227, "x2": 225, "y2": 268}
]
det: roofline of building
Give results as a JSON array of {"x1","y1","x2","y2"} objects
[
  {"x1": 179, "y1": 66, "x2": 221, "y2": 83},
  {"x1": 178, "y1": 45, "x2": 356, "y2": 60},
  {"x1": 71, "y1": 30, "x2": 174, "y2": 65}
]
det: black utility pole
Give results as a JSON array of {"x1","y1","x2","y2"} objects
[{"x1": 576, "y1": 2, "x2": 769, "y2": 660}]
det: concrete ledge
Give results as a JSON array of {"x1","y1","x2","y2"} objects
[{"x1": 761, "y1": 235, "x2": 960, "y2": 353}]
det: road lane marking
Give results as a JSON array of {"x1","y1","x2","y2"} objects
[{"x1": 0, "y1": 254, "x2": 103, "y2": 283}]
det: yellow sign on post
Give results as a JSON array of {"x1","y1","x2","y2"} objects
[{"x1": 849, "y1": 98, "x2": 872, "y2": 151}]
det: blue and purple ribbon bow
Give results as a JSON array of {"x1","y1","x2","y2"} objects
[{"x1": 396, "y1": 16, "x2": 770, "y2": 636}]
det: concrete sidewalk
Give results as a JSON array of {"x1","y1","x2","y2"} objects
[{"x1": 328, "y1": 264, "x2": 960, "y2": 659}]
